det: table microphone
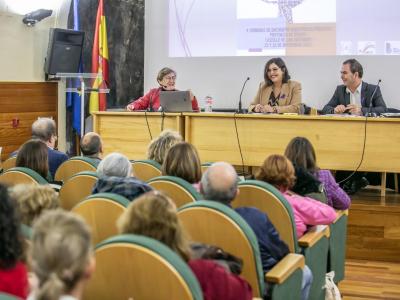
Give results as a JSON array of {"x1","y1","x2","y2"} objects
[
  {"x1": 237, "y1": 77, "x2": 250, "y2": 114},
  {"x1": 148, "y1": 94, "x2": 154, "y2": 112},
  {"x1": 366, "y1": 79, "x2": 381, "y2": 117}
]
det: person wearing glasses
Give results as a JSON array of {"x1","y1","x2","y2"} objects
[
  {"x1": 248, "y1": 57, "x2": 302, "y2": 114},
  {"x1": 126, "y1": 67, "x2": 199, "y2": 111}
]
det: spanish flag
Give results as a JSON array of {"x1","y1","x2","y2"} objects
[{"x1": 89, "y1": 0, "x2": 109, "y2": 113}]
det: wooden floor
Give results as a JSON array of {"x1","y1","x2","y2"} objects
[
  {"x1": 340, "y1": 259, "x2": 400, "y2": 299},
  {"x1": 346, "y1": 188, "x2": 400, "y2": 262}
]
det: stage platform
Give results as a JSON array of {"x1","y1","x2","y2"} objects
[{"x1": 347, "y1": 188, "x2": 400, "y2": 262}]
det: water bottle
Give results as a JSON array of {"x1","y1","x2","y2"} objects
[{"x1": 204, "y1": 95, "x2": 213, "y2": 112}]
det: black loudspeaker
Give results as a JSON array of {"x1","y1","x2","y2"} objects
[{"x1": 44, "y1": 28, "x2": 85, "y2": 76}]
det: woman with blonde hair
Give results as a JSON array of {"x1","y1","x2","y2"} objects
[
  {"x1": 10, "y1": 184, "x2": 59, "y2": 226},
  {"x1": 28, "y1": 210, "x2": 95, "y2": 300},
  {"x1": 256, "y1": 154, "x2": 337, "y2": 238},
  {"x1": 162, "y1": 142, "x2": 202, "y2": 187},
  {"x1": 147, "y1": 130, "x2": 183, "y2": 165},
  {"x1": 117, "y1": 191, "x2": 253, "y2": 300}
]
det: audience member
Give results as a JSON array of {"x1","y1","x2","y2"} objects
[
  {"x1": 0, "y1": 183, "x2": 29, "y2": 298},
  {"x1": 147, "y1": 129, "x2": 183, "y2": 165},
  {"x1": 93, "y1": 152, "x2": 152, "y2": 201},
  {"x1": 162, "y1": 142, "x2": 202, "y2": 190},
  {"x1": 201, "y1": 162, "x2": 311, "y2": 300},
  {"x1": 28, "y1": 210, "x2": 95, "y2": 300},
  {"x1": 31, "y1": 118, "x2": 68, "y2": 178},
  {"x1": 117, "y1": 191, "x2": 253, "y2": 300},
  {"x1": 256, "y1": 155, "x2": 337, "y2": 238},
  {"x1": 10, "y1": 184, "x2": 59, "y2": 226},
  {"x1": 16, "y1": 139, "x2": 52, "y2": 181},
  {"x1": 285, "y1": 137, "x2": 350, "y2": 210},
  {"x1": 80, "y1": 132, "x2": 103, "y2": 164}
]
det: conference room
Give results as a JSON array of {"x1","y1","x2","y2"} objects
[{"x1": 1, "y1": 0, "x2": 400, "y2": 299}]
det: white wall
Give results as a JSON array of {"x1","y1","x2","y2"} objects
[
  {"x1": 144, "y1": 0, "x2": 399, "y2": 110},
  {"x1": 0, "y1": 0, "x2": 71, "y2": 151}
]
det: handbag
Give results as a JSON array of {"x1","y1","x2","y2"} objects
[{"x1": 324, "y1": 271, "x2": 341, "y2": 300}]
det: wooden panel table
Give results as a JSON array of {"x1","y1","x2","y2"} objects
[
  {"x1": 92, "y1": 112, "x2": 184, "y2": 159},
  {"x1": 184, "y1": 113, "x2": 400, "y2": 173}
]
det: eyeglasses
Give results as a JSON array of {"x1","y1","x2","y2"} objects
[{"x1": 164, "y1": 76, "x2": 176, "y2": 81}]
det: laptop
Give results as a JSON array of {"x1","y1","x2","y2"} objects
[{"x1": 159, "y1": 91, "x2": 192, "y2": 112}]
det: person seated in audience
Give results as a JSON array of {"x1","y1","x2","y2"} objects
[
  {"x1": 284, "y1": 137, "x2": 351, "y2": 210},
  {"x1": 256, "y1": 155, "x2": 337, "y2": 238},
  {"x1": 31, "y1": 118, "x2": 68, "y2": 178},
  {"x1": 92, "y1": 152, "x2": 152, "y2": 201},
  {"x1": 10, "y1": 184, "x2": 59, "y2": 226},
  {"x1": 126, "y1": 67, "x2": 199, "y2": 112},
  {"x1": 200, "y1": 162, "x2": 312, "y2": 300},
  {"x1": 147, "y1": 129, "x2": 183, "y2": 165},
  {"x1": 80, "y1": 132, "x2": 103, "y2": 164},
  {"x1": 0, "y1": 183, "x2": 29, "y2": 299},
  {"x1": 162, "y1": 142, "x2": 202, "y2": 191},
  {"x1": 28, "y1": 210, "x2": 96, "y2": 300},
  {"x1": 16, "y1": 139, "x2": 52, "y2": 181},
  {"x1": 248, "y1": 57, "x2": 302, "y2": 114},
  {"x1": 117, "y1": 191, "x2": 253, "y2": 300}
]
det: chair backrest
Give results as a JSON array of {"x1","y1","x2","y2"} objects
[
  {"x1": 59, "y1": 171, "x2": 99, "y2": 210},
  {"x1": 54, "y1": 156, "x2": 98, "y2": 182},
  {"x1": 178, "y1": 200, "x2": 265, "y2": 298},
  {"x1": 201, "y1": 162, "x2": 213, "y2": 175},
  {"x1": 148, "y1": 176, "x2": 202, "y2": 208},
  {"x1": 232, "y1": 180, "x2": 299, "y2": 253},
  {"x1": 1, "y1": 156, "x2": 17, "y2": 172},
  {"x1": 0, "y1": 292, "x2": 21, "y2": 300},
  {"x1": 72, "y1": 193, "x2": 130, "y2": 246},
  {"x1": 0, "y1": 167, "x2": 48, "y2": 186},
  {"x1": 84, "y1": 234, "x2": 203, "y2": 300},
  {"x1": 131, "y1": 159, "x2": 162, "y2": 182}
]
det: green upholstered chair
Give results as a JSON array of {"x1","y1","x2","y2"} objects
[
  {"x1": 148, "y1": 176, "x2": 202, "y2": 208},
  {"x1": 1, "y1": 156, "x2": 17, "y2": 172},
  {"x1": 233, "y1": 180, "x2": 330, "y2": 300},
  {"x1": 54, "y1": 156, "x2": 98, "y2": 182},
  {"x1": 83, "y1": 234, "x2": 203, "y2": 300},
  {"x1": 328, "y1": 209, "x2": 348, "y2": 283},
  {"x1": 200, "y1": 162, "x2": 213, "y2": 174},
  {"x1": 0, "y1": 167, "x2": 48, "y2": 186},
  {"x1": 131, "y1": 159, "x2": 162, "y2": 182},
  {"x1": 59, "y1": 171, "x2": 99, "y2": 210},
  {"x1": 0, "y1": 292, "x2": 21, "y2": 300},
  {"x1": 72, "y1": 193, "x2": 130, "y2": 246},
  {"x1": 178, "y1": 200, "x2": 304, "y2": 300}
]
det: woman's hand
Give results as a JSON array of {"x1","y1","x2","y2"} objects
[{"x1": 263, "y1": 105, "x2": 274, "y2": 113}]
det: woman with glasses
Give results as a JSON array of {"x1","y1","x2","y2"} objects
[
  {"x1": 248, "y1": 57, "x2": 302, "y2": 113},
  {"x1": 126, "y1": 67, "x2": 199, "y2": 111}
]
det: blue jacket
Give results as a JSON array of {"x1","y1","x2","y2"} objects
[
  {"x1": 48, "y1": 148, "x2": 68, "y2": 179},
  {"x1": 235, "y1": 207, "x2": 289, "y2": 273}
]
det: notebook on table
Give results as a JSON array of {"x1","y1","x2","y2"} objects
[{"x1": 159, "y1": 91, "x2": 192, "y2": 112}]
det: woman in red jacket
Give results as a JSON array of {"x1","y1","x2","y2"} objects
[
  {"x1": 126, "y1": 67, "x2": 199, "y2": 111},
  {"x1": 117, "y1": 191, "x2": 253, "y2": 300},
  {"x1": 0, "y1": 183, "x2": 29, "y2": 299}
]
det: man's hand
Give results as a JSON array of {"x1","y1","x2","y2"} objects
[
  {"x1": 334, "y1": 105, "x2": 347, "y2": 114},
  {"x1": 346, "y1": 104, "x2": 362, "y2": 115}
]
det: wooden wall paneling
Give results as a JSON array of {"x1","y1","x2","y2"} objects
[{"x1": 0, "y1": 82, "x2": 58, "y2": 161}]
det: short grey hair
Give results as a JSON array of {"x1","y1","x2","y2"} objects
[
  {"x1": 32, "y1": 118, "x2": 56, "y2": 142},
  {"x1": 201, "y1": 162, "x2": 238, "y2": 205},
  {"x1": 97, "y1": 152, "x2": 132, "y2": 178}
]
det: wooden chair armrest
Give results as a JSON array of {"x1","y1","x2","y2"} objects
[
  {"x1": 265, "y1": 253, "x2": 305, "y2": 284},
  {"x1": 298, "y1": 225, "x2": 330, "y2": 247},
  {"x1": 333, "y1": 209, "x2": 349, "y2": 223}
]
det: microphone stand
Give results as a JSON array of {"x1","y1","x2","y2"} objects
[
  {"x1": 366, "y1": 79, "x2": 381, "y2": 117},
  {"x1": 237, "y1": 77, "x2": 250, "y2": 114}
]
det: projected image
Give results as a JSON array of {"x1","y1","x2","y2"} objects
[{"x1": 168, "y1": 0, "x2": 400, "y2": 57}]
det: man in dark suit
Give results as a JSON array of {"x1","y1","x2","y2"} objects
[
  {"x1": 31, "y1": 118, "x2": 68, "y2": 178},
  {"x1": 80, "y1": 132, "x2": 103, "y2": 165},
  {"x1": 322, "y1": 59, "x2": 387, "y2": 116}
]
